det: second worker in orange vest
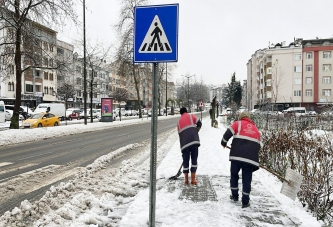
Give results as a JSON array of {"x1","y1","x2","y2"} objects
[{"x1": 177, "y1": 107, "x2": 202, "y2": 185}]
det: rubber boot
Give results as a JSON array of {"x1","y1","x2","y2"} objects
[
  {"x1": 184, "y1": 173, "x2": 189, "y2": 185},
  {"x1": 191, "y1": 172, "x2": 197, "y2": 185}
]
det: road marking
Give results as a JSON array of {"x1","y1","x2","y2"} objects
[
  {"x1": 25, "y1": 167, "x2": 84, "y2": 193},
  {"x1": 0, "y1": 164, "x2": 59, "y2": 183},
  {"x1": 0, "y1": 163, "x2": 38, "y2": 175},
  {"x1": 0, "y1": 162, "x2": 13, "y2": 167},
  {"x1": 0, "y1": 164, "x2": 84, "y2": 194}
]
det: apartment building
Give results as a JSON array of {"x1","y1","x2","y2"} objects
[
  {"x1": 247, "y1": 39, "x2": 311, "y2": 111},
  {"x1": 302, "y1": 39, "x2": 333, "y2": 111},
  {"x1": 0, "y1": 19, "x2": 58, "y2": 107}
]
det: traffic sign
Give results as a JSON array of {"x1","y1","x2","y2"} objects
[{"x1": 134, "y1": 4, "x2": 179, "y2": 63}]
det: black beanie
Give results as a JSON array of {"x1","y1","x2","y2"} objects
[{"x1": 180, "y1": 107, "x2": 187, "y2": 115}]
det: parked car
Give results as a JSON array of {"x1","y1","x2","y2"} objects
[
  {"x1": 307, "y1": 111, "x2": 317, "y2": 116},
  {"x1": 250, "y1": 109, "x2": 260, "y2": 115},
  {"x1": 5, "y1": 105, "x2": 32, "y2": 119},
  {"x1": 35, "y1": 103, "x2": 66, "y2": 121},
  {"x1": 321, "y1": 111, "x2": 333, "y2": 116},
  {"x1": 174, "y1": 108, "x2": 180, "y2": 114},
  {"x1": 65, "y1": 108, "x2": 81, "y2": 120},
  {"x1": 87, "y1": 109, "x2": 99, "y2": 119},
  {"x1": 5, "y1": 109, "x2": 25, "y2": 121},
  {"x1": 125, "y1": 109, "x2": 137, "y2": 116},
  {"x1": 23, "y1": 112, "x2": 60, "y2": 128},
  {"x1": 162, "y1": 107, "x2": 171, "y2": 115}
]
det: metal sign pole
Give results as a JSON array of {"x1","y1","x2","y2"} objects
[{"x1": 149, "y1": 62, "x2": 158, "y2": 227}]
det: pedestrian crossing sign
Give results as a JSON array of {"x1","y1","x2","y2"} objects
[
  {"x1": 134, "y1": 4, "x2": 178, "y2": 63},
  {"x1": 139, "y1": 15, "x2": 172, "y2": 53}
]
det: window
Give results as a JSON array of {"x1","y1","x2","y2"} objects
[
  {"x1": 323, "y1": 51, "x2": 331, "y2": 58},
  {"x1": 266, "y1": 79, "x2": 271, "y2": 86},
  {"x1": 43, "y1": 42, "x2": 48, "y2": 51},
  {"x1": 294, "y1": 65, "x2": 302, "y2": 72},
  {"x1": 323, "y1": 64, "x2": 331, "y2": 71},
  {"x1": 306, "y1": 65, "x2": 312, "y2": 71},
  {"x1": 294, "y1": 54, "x2": 301, "y2": 60},
  {"x1": 322, "y1": 89, "x2": 331, "y2": 97},
  {"x1": 306, "y1": 52, "x2": 313, "y2": 59},
  {"x1": 76, "y1": 78, "x2": 82, "y2": 85},
  {"x1": 266, "y1": 67, "x2": 272, "y2": 74},
  {"x1": 306, "y1": 89, "x2": 312, "y2": 96},
  {"x1": 26, "y1": 84, "x2": 33, "y2": 92},
  {"x1": 43, "y1": 57, "x2": 48, "y2": 67},
  {"x1": 76, "y1": 66, "x2": 81, "y2": 73},
  {"x1": 266, "y1": 91, "x2": 272, "y2": 98},
  {"x1": 294, "y1": 90, "x2": 301, "y2": 96},
  {"x1": 323, "y1": 76, "x2": 331, "y2": 84},
  {"x1": 294, "y1": 78, "x2": 301, "y2": 85},
  {"x1": 7, "y1": 28, "x2": 14, "y2": 38},
  {"x1": 49, "y1": 73, "x2": 54, "y2": 81},
  {"x1": 44, "y1": 72, "x2": 48, "y2": 80},
  {"x1": 8, "y1": 64, "x2": 14, "y2": 74},
  {"x1": 49, "y1": 44, "x2": 53, "y2": 52},
  {"x1": 306, "y1": 77, "x2": 313, "y2": 84},
  {"x1": 57, "y1": 48, "x2": 64, "y2": 55},
  {"x1": 44, "y1": 86, "x2": 49, "y2": 94},
  {"x1": 8, "y1": 82, "x2": 14, "y2": 91}
]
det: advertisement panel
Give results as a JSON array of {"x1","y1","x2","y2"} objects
[{"x1": 101, "y1": 98, "x2": 113, "y2": 117}]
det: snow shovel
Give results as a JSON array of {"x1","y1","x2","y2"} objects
[
  {"x1": 225, "y1": 146, "x2": 303, "y2": 200},
  {"x1": 168, "y1": 163, "x2": 183, "y2": 180}
]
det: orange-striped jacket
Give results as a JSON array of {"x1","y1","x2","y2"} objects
[{"x1": 177, "y1": 113, "x2": 202, "y2": 151}]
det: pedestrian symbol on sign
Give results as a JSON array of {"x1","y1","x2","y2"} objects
[{"x1": 139, "y1": 15, "x2": 172, "y2": 53}]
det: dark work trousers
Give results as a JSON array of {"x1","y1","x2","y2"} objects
[
  {"x1": 230, "y1": 161, "x2": 253, "y2": 205},
  {"x1": 182, "y1": 145, "x2": 198, "y2": 173}
]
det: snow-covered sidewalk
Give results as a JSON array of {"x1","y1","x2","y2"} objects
[{"x1": 119, "y1": 117, "x2": 321, "y2": 227}]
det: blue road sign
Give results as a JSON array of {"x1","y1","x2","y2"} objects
[{"x1": 134, "y1": 4, "x2": 179, "y2": 63}]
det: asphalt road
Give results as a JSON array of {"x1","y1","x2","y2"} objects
[{"x1": 0, "y1": 112, "x2": 208, "y2": 215}]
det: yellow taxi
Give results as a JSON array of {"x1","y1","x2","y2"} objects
[{"x1": 23, "y1": 112, "x2": 60, "y2": 128}]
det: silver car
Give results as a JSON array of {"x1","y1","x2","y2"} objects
[{"x1": 5, "y1": 109, "x2": 24, "y2": 121}]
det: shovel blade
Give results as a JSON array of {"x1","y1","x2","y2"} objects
[
  {"x1": 280, "y1": 168, "x2": 303, "y2": 200},
  {"x1": 169, "y1": 171, "x2": 182, "y2": 180}
]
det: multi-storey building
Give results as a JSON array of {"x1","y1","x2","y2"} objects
[
  {"x1": 72, "y1": 57, "x2": 110, "y2": 109},
  {"x1": 247, "y1": 38, "x2": 333, "y2": 112},
  {"x1": 247, "y1": 39, "x2": 304, "y2": 111},
  {"x1": 302, "y1": 38, "x2": 333, "y2": 111},
  {"x1": 0, "y1": 19, "x2": 58, "y2": 107}
]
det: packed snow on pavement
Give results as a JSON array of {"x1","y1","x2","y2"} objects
[{"x1": 0, "y1": 116, "x2": 323, "y2": 226}]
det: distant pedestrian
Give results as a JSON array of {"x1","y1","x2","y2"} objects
[
  {"x1": 221, "y1": 111, "x2": 261, "y2": 208},
  {"x1": 177, "y1": 107, "x2": 202, "y2": 185}
]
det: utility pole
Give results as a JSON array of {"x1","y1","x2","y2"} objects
[
  {"x1": 182, "y1": 75, "x2": 194, "y2": 112},
  {"x1": 83, "y1": 0, "x2": 87, "y2": 125}
]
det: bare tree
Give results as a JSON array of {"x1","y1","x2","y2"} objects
[
  {"x1": 112, "y1": 87, "x2": 128, "y2": 103},
  {"x1": 271, "y1": 59, "x2": 285, "y2": 110},
  {"x1": 115, "y1": 0, "x2": 149, "y2": 118},
  {"x1": 0, "y1": 0, "x2": 78, "y2": 129},
  {"x1": 56, "y1": 82, "x2": 75, "y2": 110}
]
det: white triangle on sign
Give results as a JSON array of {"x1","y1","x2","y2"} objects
[{"x1": 139, "y1": 15, "x2": 172, "y2": 53}]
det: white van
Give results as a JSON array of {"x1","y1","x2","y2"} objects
[
  {"x1": 283, "y1": 107, "x2": 306, "y2": 117},
  {"x1": 0, "y1": 101, "x2": 5, "y2": 123},
  {"x1": 35, "y1": 103, "x2": 66, "y2": 121}
]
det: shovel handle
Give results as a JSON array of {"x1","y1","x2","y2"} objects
[
  {"x1": 259, "y1": 164, "x2": 291, "y2": 185},
  {"x1": 225, "y1": 146, "x2": 291, "y2": 185}
]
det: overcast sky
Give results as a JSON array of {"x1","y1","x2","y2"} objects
[{"x1": 58, "y1": 0, "x2": 333, "y2": 86}]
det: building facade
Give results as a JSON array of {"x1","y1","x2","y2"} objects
[
  {"x1": 302, "y1": 39, "x2": 333, "y2": 111},
  {"x1": 247, "y1": 38, "x2": 333, "y2": 112}
]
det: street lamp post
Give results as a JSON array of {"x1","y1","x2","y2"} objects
[
  {"x1": 182, "y1": 75, "x2": 194, "y2": 111},
  {"x1": 83, "y1": 0, "x2": 87, "y2": 125}
]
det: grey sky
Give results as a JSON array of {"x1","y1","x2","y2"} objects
[{"x1": 58, "y1": 0, "x2": 333, "y2": 86}]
